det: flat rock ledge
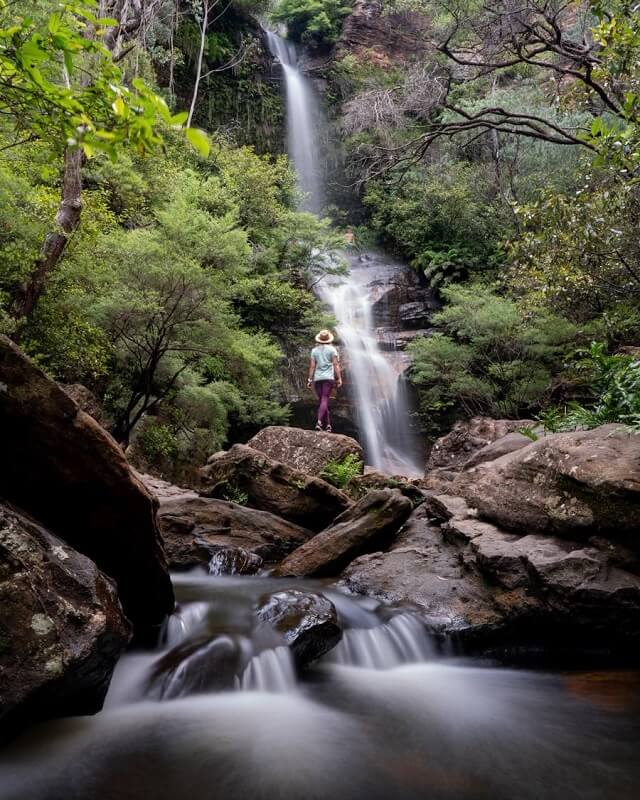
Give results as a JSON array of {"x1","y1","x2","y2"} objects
[{"x1": 340, "y1": 495, "x2": 640, "y2": 651}]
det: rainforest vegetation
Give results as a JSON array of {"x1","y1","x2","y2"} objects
[{"x1": 0, "y1": 0, "x2": 639, "y2": 477}]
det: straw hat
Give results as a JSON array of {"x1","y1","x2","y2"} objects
[{"x1": 315, "y1": 329, "x2": 334, "y2": 344}]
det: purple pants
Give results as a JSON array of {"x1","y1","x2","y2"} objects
[{"x1": 314, "y1": 380, "x2": 334, "y2": 427}]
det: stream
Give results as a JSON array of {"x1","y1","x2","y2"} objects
[{"x1": 1, "y1": 571, "x2": 639, "y2": 799}]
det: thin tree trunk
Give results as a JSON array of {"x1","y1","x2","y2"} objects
[
  {"x1": 11, "y1": 1, "x2": 161, "y2": 331},
  {"x1": 12, "y1": 147, "x2": 84, "y2": 323},
  {"x1": 187, "y1": 0, "x2": 209, "y2": 127}
]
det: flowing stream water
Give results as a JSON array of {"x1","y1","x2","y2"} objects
[{"x1": 2, "y1": 571, "x2": 639, "y2": 800}]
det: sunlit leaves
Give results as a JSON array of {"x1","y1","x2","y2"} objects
[{"x1": 0, "y1": 0, "x2": 206, "y2": 158}]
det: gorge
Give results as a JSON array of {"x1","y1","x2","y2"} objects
[{"x1": 1, "y1": 2, "x2": 640, "y2": 799}]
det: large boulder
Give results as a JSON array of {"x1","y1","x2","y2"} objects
[
  {"x1": 59, "y1": 383, "x2": 103, "y2": 422},
  {"x1": 345, "y1": 470, "x2": 425, "y2": 505},
  {"x1": 426, "y1": 417, "x2": 534, "y2": 472},
  {"x1": 199, "y1": 444, "x2": 351, "y2": 531},
  {"x1": 246, "y1": 426, "x2": 364, "y2": 477},
  {"x1": 0, "y1": 336, "x2": 173, "y2": 636},
  {"x1": 138, "y1": 473, "x2": 198, "y2": 505},
  {"x1": 275, "y1": 489, "x2": 413, "y2": 577},
  {"x1": 158, "y1": 496, "x2": 314, "y2": 569},
  {"x1": 341, "y1": 498, "x2": 640, "y2": 649},
  {"x1": 340, "y1": 505, "x2": 510, "y2": 637},
  {"x1": 0, "y1": 504, "x2": 130, "y2": 732},
  {"x1": 449, "y1": 425, "x2": 640, "y2": 543}
]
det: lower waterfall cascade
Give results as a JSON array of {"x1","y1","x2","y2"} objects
[{"x1": 2, "y1": 572, "x2": 639, "y2": 800}]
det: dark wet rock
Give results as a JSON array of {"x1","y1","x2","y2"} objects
[
  {"x1": 0, "y1": 503, "x2": 130, "y2": 732},
  {"x1": 199, "y1": 444, "x2": 351, "y2": 531},
  {"x1": 384, "y1": 329, "x2": 435, "y2": 351},
  {"x1": 208, "y1": 547, "x2": 263, "y2": 576},
  {"x1": 158, "y1": 496, "x2": 314, "y2": 569},
  {"x1": 425, "y1": 417, "x2": 534, "y2": 472},
  {"x1": 246, "y1": 426, "x2": 364, "y2": 477},
  {"x1": 341, "y1": 499, "x2": 640, "y2": 649},
  {"x1": 148, "y1": 634, "x2": 247, "y2": 698},
  {"x1": 450, "y1": 424, "x2": 640, "y2": 544},
  {"x1": 255, "y1": 590, "x2": 342, "y2": 666},
  {"x1": 398, "y1": 295, "x2": 438, "y2": 329},
  {"x1": 0, "y1": 336, "x2": 173, "y2": 637},
  {"x1": 275, "y1": 489, "x2": 413, "y2": 578},
  {"x1": 340, "y1": 505, "x2": 512, "y2": 635}
]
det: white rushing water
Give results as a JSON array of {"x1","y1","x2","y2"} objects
[
  {"x1": 318, "y1": 257, "x2": 423, "y2": 475},
  {"x1": 3, "y1": 574, "x2": 640, "y2": 800},
  {"x1": 265, "y1": 31, "x2": 323, "y2": 213}
]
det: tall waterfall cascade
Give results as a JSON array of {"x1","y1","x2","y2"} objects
[
  {"x1": 265, "y1": 31, "x2": 323, "y2": 214},
  {"x1": 266, "y1": 30, "x2": 422, "y2": 475}
]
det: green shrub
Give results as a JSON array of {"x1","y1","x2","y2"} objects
[
  {"x1": 219, "y1": 483, "x2": 250, "y2": 506},
  {"x1": 536, "y1": 343, "x2": 640, "y2": 432},
  {"x1": 139, "y1": 421, "x2": 179, "y2": 463},
  {"x1": 320, "y1": 453, "x2": 363, "y2": 488},
  {"x1": 271, "y1": 0, "x2": 351, "y2": 47},
  {"x1": 408, "y1": 284, "x2": 580, "y2": 434}
]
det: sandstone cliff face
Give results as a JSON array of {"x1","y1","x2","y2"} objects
[{"x1": 335, "y1": 0, "x2": 431, "y2": 64}]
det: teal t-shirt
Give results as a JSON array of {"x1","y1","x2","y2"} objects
[{"x1": 311, "y1": 344, "x2": 338, "y2": 381}]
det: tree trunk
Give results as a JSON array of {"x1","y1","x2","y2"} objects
[
  {"x1": 11, "y1": 1, "x2": 162, "y2": 331},
  {"x1": 12, "y1": 147, "x2": 84, "y2": 324},
  {"x1": 187, "y1": 0, "x2": 209, "y2": 127}
]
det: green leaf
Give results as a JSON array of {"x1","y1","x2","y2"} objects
[
  {"x1": 63, "y1": 49, "x2": 74, "y2": 77},
  {"x1": 185, "y1": 127, "x2": 210, "y2": 157}
]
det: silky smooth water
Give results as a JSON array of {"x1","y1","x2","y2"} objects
[
  {"x1": 318, "y1": 252, "x2": 424, "y2": 475},
  {"x1": 266, "y1": 31, "x2": 323, "y2": 213},
  {"x1": 1, "y1": 572, "x2": 639, "y2": 800}
]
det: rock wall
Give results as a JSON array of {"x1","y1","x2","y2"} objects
[{"x1": 334, "y1": 0, "x2": 432, "y2": 64}]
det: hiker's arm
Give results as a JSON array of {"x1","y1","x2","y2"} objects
[
  {"x1": 307, "y1": 357, "x2": 315, "y2": 386},
  {"x1": 333, "y1": 355, "x2": 342, "y2": 388}
]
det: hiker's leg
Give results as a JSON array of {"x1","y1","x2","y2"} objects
[
  {"x1": 314, "y1": 381, "x2": 324, "y2": 426},
  {"x1": 320, "y1": 380, "x2": 334, "y2": 427}
]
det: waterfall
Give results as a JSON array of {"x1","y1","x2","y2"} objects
[
  {"x1": 265, "y1": 31, "x2": 323, "y2": 213},
  {"x1": 322, "y1": 613, "x2": 436, "y2": 669},
  {"x1": 266, "y1": 29, "x2": 421, "y2": 473},
  {"x1": 318, "y1": 257, "x2": 423, "y2": 475}
]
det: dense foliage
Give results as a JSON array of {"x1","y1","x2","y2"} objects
[
  {"x1": 3, "y1": 0, "x2": 639, "y2": 474},
  {"x1": 324, "y1": 0, "x2": 640, "y2": 433},
  {"x1": 272, "y1": 0, "x2": 351, "y2": 47},
  {"x1": 0, "y1": 0, "x2": 340, "y2": 481},
  {"x1": 537, "y1": 343, "x2": 640, "y2": 432},
  {"x1": 408, "y1": 285, "x2": 581, "y2": 432}
]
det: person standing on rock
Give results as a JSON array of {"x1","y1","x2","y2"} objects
[{"x1": 307, "y1": 330, "x2": 342, "y2": 432}]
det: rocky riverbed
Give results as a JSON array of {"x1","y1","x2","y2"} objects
[{"x1": 2, "y1": 334, "x2": 640, "y2": 739}]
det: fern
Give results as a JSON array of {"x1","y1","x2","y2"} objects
[{"x1": 320, "y1": 453, "x2": 363, "y2": 488}]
